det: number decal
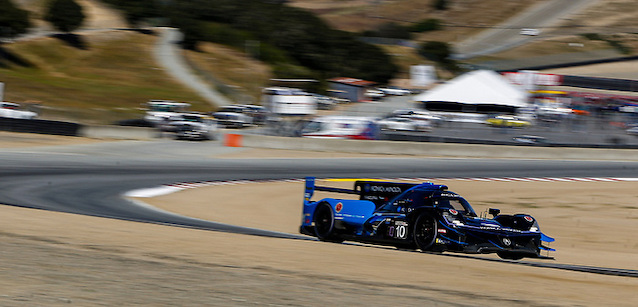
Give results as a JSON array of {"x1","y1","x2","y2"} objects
[
  {"x1": 388, "y1": 221, "x2": 408, "y2": 239},
  {"x1": 396, "y1": 225, "x2": 407, "y2": 239}
]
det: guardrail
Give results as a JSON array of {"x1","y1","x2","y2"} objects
[
  {"x1": 230, "y1": 133, "x2": 638, "y2": 161},
  {"x1": 1, "y1": 117, "x2": 636, "y2": 161},
  {"x1": 78, "y1": 125, "x2": 157, "y2": 139}
]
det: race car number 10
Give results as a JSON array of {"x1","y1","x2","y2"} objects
[{"x1": 388, "y1": 221, "x2": 408, "y2": 239}]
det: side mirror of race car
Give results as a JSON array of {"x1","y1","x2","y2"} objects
[{"x1": 488, "y1": 208, "x2": 501, "y2": 217}]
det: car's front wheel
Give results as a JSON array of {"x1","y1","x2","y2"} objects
[
  {"x1": 497, "y1": 252, "x2": 526, "y2": 260},
  {"x1": 413, "y1": 213, "x2": 437, "y2": 251},
  {"x1": 313, "y1": 202, "x2": 343, "y2": 243}
]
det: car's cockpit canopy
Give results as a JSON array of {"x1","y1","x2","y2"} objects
[{"x1": 378, "y1": 186, "x2": 477, "y2": 217}]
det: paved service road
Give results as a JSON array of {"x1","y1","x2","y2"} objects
[
  {"x1": 153, "y1": 27, "x2": 233, "y2": 107},
  {"x1": 454, "y1": 0, "x2": 600, "y2": 59},
  {"x1": 1, "y1": 140, "x2": 637, "y2": 235}
]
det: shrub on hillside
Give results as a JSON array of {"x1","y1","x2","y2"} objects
[
  {"x1": 0, "y1": 0, "x2": 31, "y2": 38},
  {"x1": 45, "y1": 0, "x2": 85, "y2": 33}
]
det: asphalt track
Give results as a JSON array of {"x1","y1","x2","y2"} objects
[{"x1": 1, "y1": 140, "x2": 638, "y2": 277}]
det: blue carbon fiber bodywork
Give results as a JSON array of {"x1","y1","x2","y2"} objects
[{"x1": 300, "y1": 177, "x2": 555, "y2": 259}]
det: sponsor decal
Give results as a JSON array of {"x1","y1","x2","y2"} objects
[
  {"x1": 438, "y1": 229, "x2": 447, "y2": 234},
  {"x1": 524, "y1": 216, "x2": 534, "y2": 223},
  {"x1": 335, "y1": 202, "x2": 343, "y2": 213},
  {"x1": 367, "y1": 185, "x2": 402, "y2": 193},
  {"x1": 449, "y1": 209, "x2": 458, "y2": 215},
  {"x1": 502, "y1": 238, "x2": 512, "y2": 246}
]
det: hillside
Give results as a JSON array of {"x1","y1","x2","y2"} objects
[
  {"x1": 289, "y1": 0, "x2": 546, "y2": 43},
  {"x1": 289, "y1": 0, "x2": 637, "y2": 42},
  {"x1": 1, "y1": 31, "x2": 212, "y2": 124},
  {"x1": 2, "y1": 0, "x2": 636, "y2": 124},
  {"x1": 2, "y1": 1, "x2": 273, "y2": 124},
  {"x1": 290, "y1": 0, "x2": 637, "y2": 73}
]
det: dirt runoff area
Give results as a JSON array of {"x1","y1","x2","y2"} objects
[{"x1": 1, "y1": 138, "x2": 638, "y2": 306}]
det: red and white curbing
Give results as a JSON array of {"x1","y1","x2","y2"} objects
[{"x1": 124, "y1": 177, "x2": 638, "y2": 198}]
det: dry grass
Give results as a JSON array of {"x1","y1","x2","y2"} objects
[
  {"x1": 184, "y1": 43, "x2": 273, "y2": 104},
  {"x1": 1, "y1": 31, "x2": 210, "y2": 124},
  {"x1": 290, "y1": 0, "x2": 637, "y2": 76},
  {"x1": 560, "y1": 0, "x2": 638, "y2": 32},
  {"x1": 468, "y1": 35, "x2": 615, "y2": 64},
  {"x1": 290, "y1": 0, "x2": 546, "y2": 43}
]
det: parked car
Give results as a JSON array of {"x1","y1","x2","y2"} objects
[
  {"x1": 512, "y1": 135, "x2": 548, "y2": 145},
  {"x1": 144, "y1": 100, "x2": 190, "y2": 125},
  {"x1": 301, "y1": 116, "x2": 378, "y2": 140},
  {"x1": 0, "y1": 102, "x2": 37, "y2": 119},
  {"x1": 520, "y1": 28, "x2": 540, "y2": 36},
  {"x1": 378, "y1": 86, "x2": 411, "y2": 96},
  {"x1": 313, "y1": 94, "x2": 337, "y2": 110},
  {"x1": 377, "y1": 116, "x2": 431, "y2": 132},
  {"x1": 391, "y1": 109, "x2": 443, "y2": 127},
  {"x1": 211, "y1": 112, "x2": 253, "y2": 129},
  {"x1": 364, "y1": 89, "x2": 385, "y2": 101},
  {"x1": 171, "y1": 114, "x2": 218, "y2": 140},
  {"x1": 216, "y1": 104, "x2": 267, "y2": 125},
  {"x1": 240, "y1": 104, "x2": 268, "y2": 125},
  {"x1": 216, "y1": 105, "x2": 247, "y2": 114},
  {"x1": 486, "y1": 115, "x2": 532, "y2": 128},
  {"x1": 157, "y1": 113, "x2": 218, "y2": 140}
]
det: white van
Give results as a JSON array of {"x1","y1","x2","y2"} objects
[
  {"x1": 262, "y1": 87, "x2": 316, "y2": 116},
  {"x1": 301, "y1": 116, "x2": 378, "y2": 140}
]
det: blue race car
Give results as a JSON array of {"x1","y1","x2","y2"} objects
[{"x1": 300, "y1": 177, "x2": 555, "y2": 260}]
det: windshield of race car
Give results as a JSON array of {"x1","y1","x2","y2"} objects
[{"x1": 378, "y1": 188, "x2": 476, "y2": 216}]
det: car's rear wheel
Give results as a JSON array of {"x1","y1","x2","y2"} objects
[
  {"x1": 313, "y1": 202, "x2": 343, "y2": 243},
  {"x1": 413, "y1": 213, "x2": 437, "y2": 251},
  {"x1": 394, "y1": 243, "x2": 416, "y2": 250}
]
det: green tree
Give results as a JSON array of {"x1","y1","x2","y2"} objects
[
  {"x1": 0, "y1": 0, "x2": 31, "y2": 38},
  {"x1": 101, "y1": 0, "x2": 164, "y2": 27},
  {"x1": 45, "y1": 0, "x2": 85, "y2": 33},
  {"x1": 104, "y1": 0, "x2": 399, "y2": 83},
  {"x1": 419, "y1": 41, "x2": 461, "y2": 72},
  {"x1": 411, "y1": 19, "x2": 442, "y2": 33},
  {"x1": 433, "y1": 0, "x2": 449, "y2": 10}
]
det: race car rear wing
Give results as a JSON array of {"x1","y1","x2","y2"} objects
[{"x1": 305, "y1": 177, "x2": 418, "y2": 207}]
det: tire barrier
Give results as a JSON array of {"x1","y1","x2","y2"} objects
[{"x1": 0, "y1": 117, "x2": 80, "y2": 136}]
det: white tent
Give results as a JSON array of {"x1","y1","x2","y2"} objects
[{"x1": 413, "y1": 70, "x2": 529, "y2": 108}]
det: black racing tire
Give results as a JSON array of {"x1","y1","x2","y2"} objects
[
  {"x1": 313, "y1": 202, "x2": 343, "y2": 243},
  {"x1": 497, "y1": 252, "x2": 526, "y2": 260},
  {"x1": 394, "y1": 243, "x2": 416, "y2": 250},
  {"x1": 413, "y1": 213, "x2": 437, "y2": 251}
]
